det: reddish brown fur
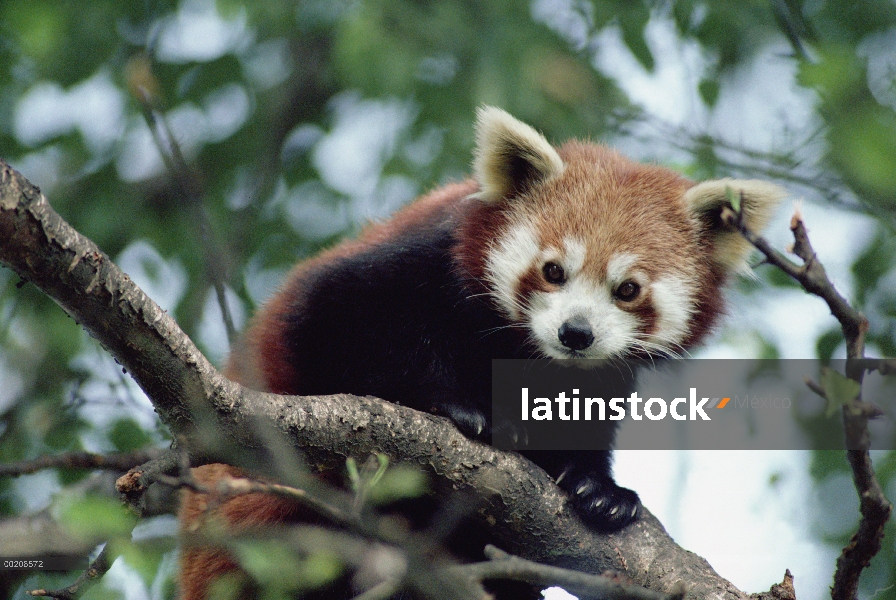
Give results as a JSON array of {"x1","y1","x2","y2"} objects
[
  {"x1": 539, "y1": 142, "x2": 726, "y2": 347},
  {"x1": 515, "y1": 264, "x2": 557, "y2": 310},
  {"x1": 530, "y1": 143, "x2": 697, "y2": 283},
  {"x1": 630, "y1": 292, "x2": 659, "y2": 337},
  {"x1": 452, "y1": 195, "x2": 511, "y2": 293},
  {"x1": 180, "y1": 464, "x2": 305, "y2": 600},
  {"x1": 233, "y1": 180, "x2": 479, "y2": 394}
]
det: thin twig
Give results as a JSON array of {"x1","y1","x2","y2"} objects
[
  {"x1": 166, "y1": 470, "x2": 488, "y2": 600},
  {"x1": 725, "y1": 200, "x2": 892, "y2": 600},
  {"x1": 114, "y1": 446, "x2": 184, "y2": 515},
  {"x1": 135, "y1": 89, "x2": 237, "y2": 343},
  {"x1": 160, "y1": 471, "x2": 356, "y2": 529},
  {"x1": 803, "y1": 376, "x2": 827, "y2": 399},
  {"x1": 722, "y1": 205, "x2": 868, "y2": 354},
  {"x1": 802, "y1": 376, "x2": 885, "y2": 419},
  {"x1": 0, "y1": 448, "x2": 163, "y2": 478},
  {"x1": 451, "y1": 545, "x2": 683, "y2": 600},
  {"x1": 27, "y1": 546, "x2": 111, "y2": 600},
  {"x1": 861, "y1": 357, "x2": 896, "y2": 376}
]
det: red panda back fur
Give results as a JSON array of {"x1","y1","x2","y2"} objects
[
  {"x1": 180, "y1": 107, "x2": 783, "y2": 599},
  {"x1": 238, "y1": 179, "x2": 478, "y2": 395}
]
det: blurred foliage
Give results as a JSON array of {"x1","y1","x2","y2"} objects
[{"x1": 1, "y1": 0, "x2": 896, "y2": 598}]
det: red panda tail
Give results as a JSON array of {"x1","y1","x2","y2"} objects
[{"x1": 179, "y1": 464, "x2": 303, "y2": 599}]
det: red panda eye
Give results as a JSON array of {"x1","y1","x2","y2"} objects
[
  {"x1": 615, "y1": 281, "x2": 640, "y2": 302},
  {"x1": 542, "y1": 262, "x2": 566, "y2": 284}
]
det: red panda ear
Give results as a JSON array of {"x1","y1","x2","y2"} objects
[
  {"x1": 473, "y1": 106, "x2": 565, "y2": 203},
  {"x1": 683, "y1": 178, "x2": 785, "y2": 275}
]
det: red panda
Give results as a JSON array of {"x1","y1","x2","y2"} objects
[{"x1": 180, "y1": 107, "x2": 783, "y2": 599}]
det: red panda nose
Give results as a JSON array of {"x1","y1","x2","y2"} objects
[{"x1": 558, "y1": 317, "x2": 594, "y2": 351}]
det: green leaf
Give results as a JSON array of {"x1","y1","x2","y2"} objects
[
  {"x1": 830, "y1": 108, "x2": 896, "y2": 200},
  {"x1": 2, "y1": 1, "x2": 65, "y2": 61},
  {"x1": 815, "y1": 328, "x2": 844, "y2": 362},
  {"x1": 115, "y1": 536, "x2": 177, "y2": 587},
  {"x1": 345, "y1": 457, "x2": 360, "y2": 492},
  {"x1": 619, "y1": 7, "x2": 654, "y2": 72},
  {"x1": 820, "y1": 368, "x2": 861, "y2": 417},
  {"x1": 368, "y1": 453, "x2": 389, "y2": 488},
  {"x1": 851, "y1": 227, "x2": 896, "y2": 306},
  {"x1": 235, "y1": 540, "x2": 342, "y2": 592},
  {"x1": 108, "y1": 418, "x2": 153, "y2": 452},
  {"x1": 698, "y1": 79, "x2": 720, "y2": 107},
  {"x1": 367, "y1": 465, "x2": 428, "y2": 505},
  {"x1": 59, "y1": 495, "x2": 138, "y2": 540},
  {"x1": 207, "y1": 573, "x2": 249, "y2": 600},
  {"x1": 348, "y1": 454, "x2": 391, "y2": 500}
]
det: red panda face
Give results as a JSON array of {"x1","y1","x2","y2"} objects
[
  {"x1": 465, "y1": 107, "x2": 784, "y2": 359},
  {"x1": 481, "y1": 144, "x2": 699, "y2": 359}
]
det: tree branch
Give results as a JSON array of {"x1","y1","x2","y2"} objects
[
  {"x1": 28, "y1": 546, "x2": 111, "y2": 600},
  {"x1": 721, "y1": 206, "x2": 868, "y2": 356},
  {"x1": 0, "y1": 449, "x2": 164, "y2": 478},
  {"x1": 723, "y1": 201, "x2": 892, "y2": 600},
  {"x1": 452, "y1": 545, "x2": 684, "y2": 600},
  {"x1": 177, "y1": 477, "x2": 491, "y2": 600},
  {"x1": 0, "y1": 158, "x2": 778, "y2": 599},
  {"x1": 0, "y1": 473, "x2": 119, "y2": 560}
]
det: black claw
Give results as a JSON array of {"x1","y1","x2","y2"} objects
[
  {"x1": 557, "y1": 473, "x2": 641, "y2": 532},
  {"x1": 491, "y1": 418, "x2": 529, "y2": 449},
  {"x1": 435, "y1": 403, "x2": 490, "y2": 440}
]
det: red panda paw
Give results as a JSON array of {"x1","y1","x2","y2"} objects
[
  {"x1": 433, "y1": 402, "x2": 489, "y2": 440},
  {"x1": 491, "y1": 418, "x2": 529, "y2": 448},
  {"x1": 564, "y1": 474, "x2": 641, "y2": 532}
]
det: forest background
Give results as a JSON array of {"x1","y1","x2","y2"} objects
[{"x1": 1, "y1": 0, "x2": 895, "y2": 599}]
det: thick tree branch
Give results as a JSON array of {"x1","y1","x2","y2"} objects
[
  {"x1": 0, "y1": 508, "x2": 103, "y2": 560},
  {"x1": 0, "y1": 161, "x2": 225, "y2": 442},
  {"x1": 0, "y1": 159, "x2": 779, "y2": 599}
]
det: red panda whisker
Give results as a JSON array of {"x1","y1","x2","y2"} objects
[
  {"x1": 477, "y1": 323, "x2": 529, "y2": 339},
  {"x1": 634, "y1": 339, "x2": 689, "y2": 360}
]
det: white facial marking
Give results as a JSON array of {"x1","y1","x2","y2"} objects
[
  {"x1": 528, "y1": 278, "x2": 640, "y2": 359},
  {"x1": 485, "y1": 222, "x2": 539, "y2": 320},
  {"x1": 607, "y1": 252, "x2": 639, "y2": 285},
  {"x1": 490, "y1": 236, "x2": 694, "y2": 359},
  {"x1": 563, "y1": 237, "x2": 587, "y2": 275},
  {"x1": 648, "y1": 276, "x2": 695, "y2": 348}
]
